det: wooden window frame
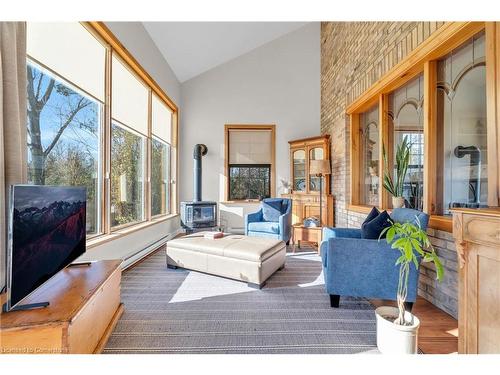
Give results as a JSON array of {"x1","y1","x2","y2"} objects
[
  {"x1": 347, "y1": 22, "x2": 500, "y2": 232},
  {"x1": 36, "y1": 21, "x2": 181, "y2": 244},
  {"x1": 224, "y1": 124, "x2": 276, "y2": 202}
]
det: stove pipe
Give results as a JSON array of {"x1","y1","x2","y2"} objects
[{"x1": 193, "y1": 144, "x2": 208, "y2": 202}]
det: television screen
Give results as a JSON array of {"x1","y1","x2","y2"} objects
[{"x1": 6, "y1": 185, "x2": 86, "y2": 310}]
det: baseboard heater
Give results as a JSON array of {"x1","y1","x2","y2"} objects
[{"x1": 121, "y1": 228, "x2": 183, "y2": 270}]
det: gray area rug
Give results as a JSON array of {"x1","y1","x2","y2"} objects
[{"x1": 104, "y1": 247, "x2": 378, "y2": 354}]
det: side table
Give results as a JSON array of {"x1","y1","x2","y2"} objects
[{"x1": 292, "y1": 224, "x2": 322, "y2": 254}]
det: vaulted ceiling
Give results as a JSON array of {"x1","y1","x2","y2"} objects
[{"x1": 143, "y1": 22, "x2": 309, "y2": 82}]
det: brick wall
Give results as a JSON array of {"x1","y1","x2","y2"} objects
[{"x1": 320, "y1": 22, "x2": 458, "y2": 318}]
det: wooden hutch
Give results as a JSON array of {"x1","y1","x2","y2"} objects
[{"x1": 282, "y1": 135, "x2": 334, "y2": 228}]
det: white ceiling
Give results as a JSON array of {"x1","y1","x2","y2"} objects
[{"x1": 143, "y1": 22, "x2": 308, "y2": 83}]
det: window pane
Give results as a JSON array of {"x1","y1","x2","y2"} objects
[
  {"x1": 229, "y1": 165, "x2": 270, "y2": 200},
  {"x1": 293, "y1": 149, "x2": 306, "y2": 191},
  {"x1": 151, "y1": 138, "x2": 170, "y2": 216},
  {"x1": 360, "y1": 105, "x2": 379, "y2": 206},
  {"x1": 110, "y1": 123, "x2": 144, "y2": 227},
  {"x1": 26, "y1": 61, "x2": 101, "y2": 235},
  {"x1": 309, "y1": 147, "x2": 324, "y2": 191},
  {"x1": 437, "y1": 32, "x2": 487, "y2": 215},
  {"x1": 389, "y1": 74, "x2": 424, "y2": 210}
]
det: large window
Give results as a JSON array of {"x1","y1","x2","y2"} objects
[
  {"x1": 348, "y1": 23, "x2": 496, "y2": 232},
  {"x1": 436, "y1": 32, "x2": 487, "y2": 215},
  {"x1": 225, "y1": 125, "x2": 275, "y2": 201},
  {"x1": 25, "y1": 22, "x2": 178, "y2": 240},
  {"x1": 26, "y1": 22, "x2": 104, "y2": 236}
]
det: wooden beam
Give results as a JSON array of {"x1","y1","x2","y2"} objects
[
  {"x1": 423, "y1": 60, "x2": 438, "y2": 215},
  {"x1": 379, "y1": 94, "x2": 390, "y2": 209},
  {"x1": 350, "y1": 113, "x2": 360, "y2": 205}
]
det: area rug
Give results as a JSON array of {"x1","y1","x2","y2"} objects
[{"x1": 103, "y1": 247, "x2": 378, "y2": 354}]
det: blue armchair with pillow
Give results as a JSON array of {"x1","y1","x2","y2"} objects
[
  {"x1": 320, "y1": 207, "x2": 429, "y2": 310},
  {"x1": 245, "y1": 198, "x2": 292, "y2": 244}
]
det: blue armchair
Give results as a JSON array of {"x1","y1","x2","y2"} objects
[
  {"x1": 320, "y1": 208, "x2": 429, "y2": 310},
  {"x1": 245, "y1": 198, "x2": 292, "y2": 244}
]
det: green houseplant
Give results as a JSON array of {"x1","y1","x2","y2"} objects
[
  {"x1": 375, "y1": 217, "x2": 444, "y2": 353},
  {"x1": 382, "y1": 136, "x2": 411, "y2": 208}
]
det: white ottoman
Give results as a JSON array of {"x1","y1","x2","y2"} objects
[{"x1": 166, "y1": 232, "x2": 286, "y2": 288}]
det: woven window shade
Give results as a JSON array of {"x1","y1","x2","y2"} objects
[
  {"x1": 152, "y1": 93, "x2": 172, "y2": 143},
  {"x1": 27, "y1": 22, "x2": 106, "y2": 101},
  {"x1": 112, "y1": 55, "x2": 149, "y2": 135},
  {"x1": 229, "y1": 129, "x2": 272, "y2": 164}
]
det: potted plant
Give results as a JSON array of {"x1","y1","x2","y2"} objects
[
  {"x1": 383, "y1": 136, "x2": 411, "y2": 208},
  {"x1": 280, "y1": 179, "x2": 292, "y2": 194},
  {"x1": 376, "y1": 218, "x2": 444, "y2": 354}
]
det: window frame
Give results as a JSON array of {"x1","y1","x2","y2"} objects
[
  {"x1": 347, "y1": 22, "x2": 500, "y2": 232},
  {"x1": 224, "y1": 124, "x2": 276, "y2": 202},
  {"x1": 150, "y1": 136, "x2": 171, "y2": 218},
  {"x1": 25, "y1": 22, "x2": 180, "y2": 247}
]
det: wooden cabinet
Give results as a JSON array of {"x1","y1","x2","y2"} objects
[
  {"x1": 0, "y1": 260, "x2": 123, "y2": 354},
  {"x1": 452, "y1": 208, "x2": 500, "y2": 354},
  {"x1": 285, "y1": 135, "x2": 334, "y2": 226}
]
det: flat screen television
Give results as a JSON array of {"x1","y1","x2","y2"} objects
[{"x1": 4, "y1": 185, "x2": 86, "y2": 311}]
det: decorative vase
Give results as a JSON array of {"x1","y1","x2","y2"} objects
[
  {"x1": 375, "y1": 306, "x2": 420, "y2": 354},
  {"x1": 392, "y1": 196, "x2": 405, "y2": 208}
]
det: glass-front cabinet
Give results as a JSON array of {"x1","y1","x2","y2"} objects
[
  {"x1": 286, "y1": 135, "x2": 334, "y2": 227},
  {"x1": 289, "y1": 136, "x2": 331, "y2": 195}
]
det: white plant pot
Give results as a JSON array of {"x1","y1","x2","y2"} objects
[
  {"x1": 392, "y1": 196, "x2": 405, "y2": 208},
  {"x1": 375, "y1": 306, "x2": 420, "y2": 354}
]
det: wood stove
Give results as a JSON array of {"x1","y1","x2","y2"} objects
[{"x1": 181, "y1": 144, "x2": 217, "y2": 232}]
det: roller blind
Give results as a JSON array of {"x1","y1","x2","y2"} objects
[
  {"x1": 229, "y1": 129, "x2": 272, "y2": 164},
  {"x1": 152, "y1": 93, "x2": 172, "y2": 143},
  {"x1": 112, "y1": 55, "x2": 149, "y2": 135},
  {"x1": 27, "y1": 22, "x2": 106, "y2": 102}
]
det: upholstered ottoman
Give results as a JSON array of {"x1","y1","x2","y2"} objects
[{"x1": 166, "y1": 233, "x2": 286, "y2": 288}]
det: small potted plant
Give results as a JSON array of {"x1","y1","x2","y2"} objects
[
  {"x1": 280, "y1": 179, "x2": 292, "y2": 194},
  {"x1": 376, "y1": 218, "x2": 444, "y2": 354},
  {"x1": 383, "y1": 136, "x2": 411, "y2": 208}
]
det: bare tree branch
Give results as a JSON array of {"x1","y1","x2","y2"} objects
[
  {"x1": 39, "y1": 78, "x2": 55, "y2": 110},
  {"x1": 43, "y1": 97, "x2": 90, "y2": 158}
]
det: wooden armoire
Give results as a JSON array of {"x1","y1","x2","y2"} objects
[{"x1": 282, "y1": 135, "x2": 334, "y2": 227}]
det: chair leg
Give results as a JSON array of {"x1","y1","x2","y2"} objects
[
  {"x1": 404, "y1": 301, "x2": 414, "y2": 312},
  {"x1": 330, "y1": 294, "x2": 340, "y2": 308}
]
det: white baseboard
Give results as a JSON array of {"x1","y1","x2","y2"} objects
[{"x1": 121, "y1": 227, "x2": 184, "y2": 270}]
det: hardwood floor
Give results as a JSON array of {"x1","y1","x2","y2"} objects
[{"x1": 371, "y1": 297, "x2": 458, "y2": 354}]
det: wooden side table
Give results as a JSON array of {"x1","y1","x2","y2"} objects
[{"x1": 292, "y1": 224, "x2": 322, "y2": 254}]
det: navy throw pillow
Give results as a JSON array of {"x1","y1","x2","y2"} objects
[
  {"x1": 363, "y1": 206, "x2": 380, "y2": 224},
  {"x1": 262, "y1": 200, "x2": 283, "y2": 222},
  {"x1": 361, "y1": 210, "x2": 392, "y2": 239}
]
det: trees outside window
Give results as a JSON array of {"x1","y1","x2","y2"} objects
[
  {"x1": 110, "y1": 123, "x2": 145, "y2": 227},
  {"x1": 26, "y1": 62, "x2": 101, "y2": 235},
  {"x1": 151, "y1": 138, "x2": 170, "y2": 216}
]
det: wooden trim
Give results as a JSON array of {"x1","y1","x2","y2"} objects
[
  {"x1": 146, "y1": 89, "x2": 152, "y2": 221},
  {"x1": 224, "y1": 124, "x2": 276, "y2": 201},
  {"x1": 428, "y1": 215, "x2": 453, "y2": 232},
  {"x1": 423, "y1": 60, "x2": 438, "y2": 215},
  {"x1": 103, "y1": 42, "x2": 112, "y2": 235},
  {"x1": 379, "y1": 94, "x2": 391, "y2": 209},
  {"x1": 93, "y1": 303, "x2": 124, "y2": 353},
  {"x1": 349, "y1": 113, "x2": 360, "y2": 206},
  {"x1": 85, "y1": 22, "x2": 178, "y2": 113},
  {"x1": 347, "y1": 204, "x2": 380, "y2": 215},
  {"x1": 288, "y1": 134, "x2": 330, "y2": 145},
  {"x1": 346, "y1": 22, "x2": 485, "y2": 114},
  {"x1": 486, "y1": 23, "x2": 500, "y2": 207}
]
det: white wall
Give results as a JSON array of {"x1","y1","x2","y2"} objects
[
  {"x1": 180, "y1": 23, "x2": 321, "y2": 231},
  {"x1": 80, "y1": 22, "x2": 183, "y2": 263}
]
